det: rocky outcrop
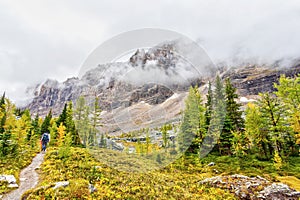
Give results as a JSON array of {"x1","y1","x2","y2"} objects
[
  {"x1": 223, "y1": 64, "x2": 300, "y2": 96},
  {"x1": 199, "y1": 174, "x2": 300, "y2": 200}
]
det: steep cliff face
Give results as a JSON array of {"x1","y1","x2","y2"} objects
[
  {"x1": 223, "y1": 64, "x2": 300, "y2": 96},
  {"x1": 25, "y1": 43, "x2": 200, "y2": 116}
]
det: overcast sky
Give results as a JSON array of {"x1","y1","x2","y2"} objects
[{"x1": 0, "y1": 0, "x2": 300, "y2": 105}]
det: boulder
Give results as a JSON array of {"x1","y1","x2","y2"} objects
[
  {"x1": 8, "y1": 183, "x2": 19, "y2": 188},
  {"x1": 258, "y1": 183, "x2": 300, "y2": 200},
  {"x1": 88, "y1": 184, "x2": 97, "y2": 193},
  {"x1": 199, "y1": 174, "x2": 300, "y2": 199},
  {"x1": 0, "y1": 175, "x2": 17, "y2": 184},
  {"x1": 53, "y1": 181, "x2": 69, "y2": 189}
]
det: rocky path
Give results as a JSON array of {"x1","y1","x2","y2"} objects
[{"x1": 2, "y1": 153, "x2": 45, "y2": 200}]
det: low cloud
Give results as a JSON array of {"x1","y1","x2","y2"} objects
[{"x1": 0, "y1": 0, "x2": 299, "y2": 104}]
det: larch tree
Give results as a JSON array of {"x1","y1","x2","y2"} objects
[
  {"x1": 258, "y1": 92, "x2": 291, "y2": 157},
  {"x1": 179, "y1": 85, "x2": 206, "y2": 154},
  {"x1": 74, "y1": 96, "x2": 90, "y2": 146},
  {"x1": 90, "y1": 97, "x2": 102, "y2": 146},
  {"x1": 244, "y1": 103, "x2": 269, "y2": 158},
  {"x1": 57, "y1": 123, "x2": 66, "y2": 147},
  {"x1": 274, "y1": 74, "x2": 300, "y2": 154}
]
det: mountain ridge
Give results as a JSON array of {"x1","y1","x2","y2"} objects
[{"x1": 24, "y1": 42, "x2": 300, "y2": 134}]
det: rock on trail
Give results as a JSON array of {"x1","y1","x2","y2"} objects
[{"x1": 2, "y1": 153, "x2": 45, "y2": 200}]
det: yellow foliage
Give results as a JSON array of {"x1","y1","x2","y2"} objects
[
  {"x1": 273, "y1": 152, "x2": 283, "y2": 170},
  {"x1": 57, "y1": 123, "x2": 66, "y2": 147},
  {"x1": 277, "y1": 176, "x2": 300, "y2": 191},
  {"x1": 291, "y1": 108, "x2": 300, "y2": 133}
]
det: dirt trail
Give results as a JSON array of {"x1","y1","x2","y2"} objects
[{"x1": 2, "y1": 152, "x2": 45, "y2": 200}]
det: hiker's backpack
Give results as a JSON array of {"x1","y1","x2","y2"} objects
[{"x1": 42, "y1": 133, "x2": 49, "y2": 142}]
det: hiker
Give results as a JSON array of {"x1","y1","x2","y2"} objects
[{"x1": 41, "y1": 132, "x2": 50, "y2": 152}]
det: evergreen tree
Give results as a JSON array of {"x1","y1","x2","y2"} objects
[
  {"x1": 0, "y1": 111, "x2": 6, "y2": 134},
  {"x1": 0, "y1": 92, "x2": 5, "y2": 110},
  {"x1": 40, "y1": 110, "x2": 52, "y2": 134},
  {"x1": 205, "y1": 81, "x2": 213, "y2": 130},
  {"x1": 88, "y1": 128, "x2": 95, "y2": 146},
  {"x1": 224, "y1": 78, "x2": 244, "y2": 131},
  {"x1": 161, "y1": 125, "x2": 169, "y2": 152},
  {"x1": 66, "y1": 101, "x2": 80, "y2": 146},
  {"x1": 145, "y1": 128, "x2": 151, "y2": 155},
  {"x1": 219, "y1": 78, "x2": 244, "y2": 155},
  {"x1": 99, "y1": 133, "x2": 107, "y2": 148},
  {"x1": 28, "y1": 114, "x2": 40, "y2": 143},
  {"x1": 0, "y1": 128, "x2": 16, "y2": 157},
  {"x1": 209, "y1": 75, "x2": 226, "y2": 155},
  {"x1": 57, "y1": 103, "x2": 67, "y2": 126},
  {"x1": 179, "y1": 85, "x2": 206, "y2": 154},
  {"x1": 49, "y1": 121, "x2": 58, "y2": 145},
  {"x1": 0, "y1": 100, "x2": 17, "y2": 157}
]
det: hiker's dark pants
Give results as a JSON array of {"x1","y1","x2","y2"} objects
[{"x1": 42, "y1": 142, "x2": 48, "y2": 151}]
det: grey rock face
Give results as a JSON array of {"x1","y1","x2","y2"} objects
[{"x1": 223, "y1": 64, "x2": 300, "y2": 96}]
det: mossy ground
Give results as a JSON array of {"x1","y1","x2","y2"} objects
[
  {"x1": 23, "y1": 147, "x2": 235, "y2": 199},
  {"x1": 21, "y1": 147, "x2": 300, "y2": 199}
]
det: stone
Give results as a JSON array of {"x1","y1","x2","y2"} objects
[
  {"x1": 207, "y1": 162, "x2": 215, "y2": 166},
  {"x1": 88, "y1": 184, "x2": 97, "y2": 193},
  {"x1": 199, "y1": 174, "x2": 270, "y2": 199},
  {"x1": 258, "y1": 183, "x2": 300, "y2": 200},
  {"x1": 0, "y1": 175, "x2": 17, "y2": 184},
  {"x1": 53, "y1": 181, "x2": 69, "y2": 190},
  {"x1": 8, "y1": 183, "x2": 19, "y2": 188}
]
